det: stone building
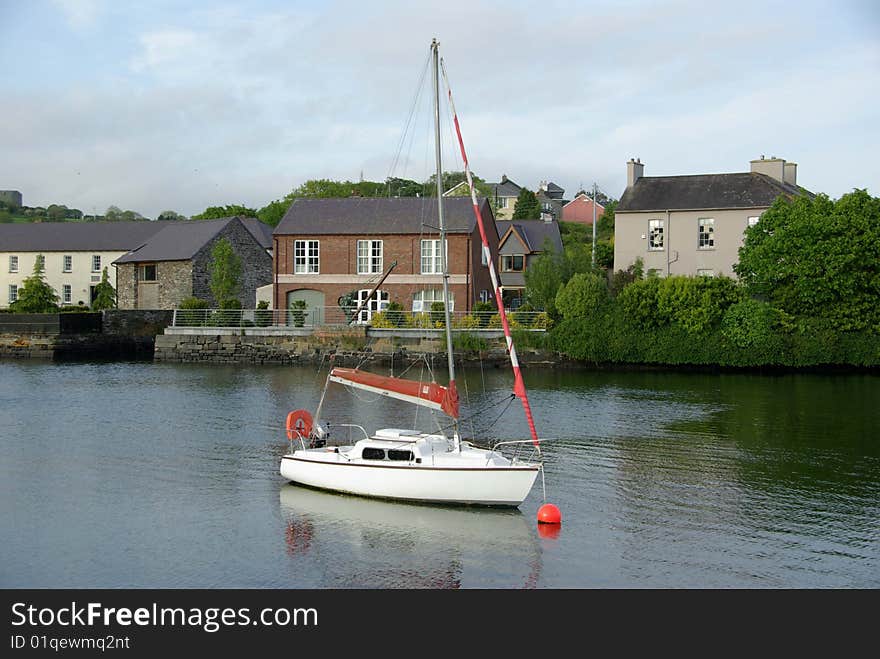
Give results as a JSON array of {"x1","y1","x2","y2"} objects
[{"x1": 114, "y1": 216, "x2": 272, "y2": 309}]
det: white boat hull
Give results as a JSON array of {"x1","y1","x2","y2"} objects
[{"x1": 280, "y1": 452, "x2": 540, "y2": 507}]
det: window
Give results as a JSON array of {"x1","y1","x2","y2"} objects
[
  {"x1": 8, "y1": 285, "x2": 17, "y2": 304},
  {"x1": 501, "y1": 254, "x2": 524, "y2": 272},
  {"x1": 496, "y1": 197, "x2": 508, "y2": 209},
  {"x1": 139, "y1": 264, "x2": 157, "y2": 281},
  {"x1": 356, "y1": 239, "x2": 383, "y2": 274},
  {"x1": 748, "y1": 216, "x2": 760, "y2": 227},
  {"x1": 412, "y1": 289, "x2": 454, "y2": 312},
  {"x1": 36, "y1": 254, "x2": 45, "y2": 270},
  {"x1": 698, "y1": 218, "x2": 715, "y2": 249},
  {"x1": 63, "y1": 255, "x2": 72, "y2": 272},
  {"x1": 362, "y1": 448, "x2": 386, "y2": 460},
  {"x1": 62, "y1": 284, "x2": 72, "y2": 304},
  {"x1": 387, "y1": 449, "x2": 414, "y2": 461},
  {"x1": 648, "y1": 219, "x2": 664, "y2": 250},
  {"x1": 91, "y1": 255, "x2": 101, "y2": 272},
  {"x1": 696, "y1": 269, "x2": 715, "y2": 277},
  {"x1": 479, "y1": 290, "x2": 489, "y2": 303},
  {"x1": 420, "y1": 239, "x2": 444, "y2": 274},
  {"x1": 355, "y1": 288, "x2": 389, "y2": 323},
  {"x1": 481, "y1": 247, "x2": 487, "y2": 266},
  {"x1": 294, "y1": 240, "x2": 319, "y2": 274},
  {"x1": 8, "y1": 256, "x2": 17, "y2": 273}
]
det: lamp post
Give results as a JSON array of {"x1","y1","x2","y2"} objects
[{"x1": 591, "y1": 182, "x2": 598, "y2": 268}]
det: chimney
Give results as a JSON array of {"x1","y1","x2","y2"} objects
[
  {"x1": 784, "y1": 162, "x2": 797, "y2": 186},
  {"x1": 626, "y1": 158, "x2": 644, "y2": 187},
  {"x1": 501, "y1": 174, "x2": 508, "y2": 183},
  {"x1": 750, "y1": 155, "x2": 786, "y2": 183}
]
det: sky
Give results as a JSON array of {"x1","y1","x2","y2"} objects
[{"x1": 1, "y1": 0, "x2": 878, "y2": 219}]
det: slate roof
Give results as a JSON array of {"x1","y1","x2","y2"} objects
[
  {"x1": 0, "y1": 221, "x2": 170, "y2": 252},
  {"x1": 115, "y1": 217, "x2": 261, "y2": 263},
  {"x1": 274, "y1": 197, "x2": 490, "y2": 235},
  {"x1": 239, "y1": 216, "x2": 274, "y2": 249},
  {"x1": 618, "y1": 173, "x2": 809, "y2": 212},
  {"x1": 487, "y1": 176, "x2": 522, "y2": 198},
  {"x1": 543, "y1": 181, "x2": 565, "y2": 199},
  {"x1": 496, "y1": 220, "x2": 563, "y2": 254}
]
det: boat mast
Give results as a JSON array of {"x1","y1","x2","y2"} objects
[{"x1": 432, "y1": 38, "x2": 460, "y2": 449}]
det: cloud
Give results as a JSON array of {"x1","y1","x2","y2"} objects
[{"x1": 50, "y1": 0, "x2": 103, "y2": 30}]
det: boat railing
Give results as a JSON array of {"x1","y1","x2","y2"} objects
[
  {"x1": 489, "y1": 439, "x2": 547, "y2": 465},
  {"x1": 329, "y1": 423, "x2": 370, "y2": 444}
]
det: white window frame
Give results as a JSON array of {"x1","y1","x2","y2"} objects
[
  {"x1": 698, "y1": 218, "x2": 715, "y2": 249},
  {"x1": 648, "y1": 219, "x2": 664, "y2": 250},
  {"x1": 697, "y1": 269, "x2": 715, "y2": 277},
  {"x1": 496, "y1": 197, "x2": 508, "y2": 209},
  {"x1": 8, "y1": 284, "x2": 18, "y2": 304},
  {"x1": 479, "y1": 290, "x2": 489, "y2": 303},
  {"x1": 412, "y1": 289, "x2": 454, "y2": 313},
  {"x1": 355, "y1": 288, "x2": 389, "y2": 323},
  {"x1": 63, "y1": 255, "x2": 73, "y2": 272},
  {"x1": 9, "y1": 255, "x2": 18, "y2": 273},
  {"x1": 62, "y1": 284, "x2": 72, "y2": 304},
  {"x1": 91, "y1": 255, "x2": 101, "y2": 272},
  {"x1": 356, "y1": 239, "x2": 383, "y2": 275},
  {"x1": 747, "y1": 215, "x2": 760, "y2": 227},
  {"x1": 420, "y1": 239, "x2": 445, "y2": 274},
  {"x1": 294, "y1": 240, "x2": 320, "y2": 274}
]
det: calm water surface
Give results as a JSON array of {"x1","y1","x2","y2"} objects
[{"x1": 1, "y1": 360, "x2": 877, "y2": 588}]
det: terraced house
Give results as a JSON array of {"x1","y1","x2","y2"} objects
[
  {"x1": 271, "y1": 197, "x2": 500, "y2": 323},
  {"x1": 614, "y1": 156, "x2": 811, "y2": 278},
  {"x1": 1, "y1": 221, "x2": 169, "y2": 309}
]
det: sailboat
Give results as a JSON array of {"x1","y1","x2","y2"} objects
[{"x1": 279, "y1": 39, "x2": 544, "y2": 506}]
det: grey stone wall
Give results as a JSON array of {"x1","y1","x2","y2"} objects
[
  {"x1": 192, "y1": 218, "x2": 272, "y2": 307},
  {"x1": 116, "y1": 263, "x2": 138, "y2": 309},
  {"x1": 102, "y1": 309, "x2": 173, "y2": 336}
]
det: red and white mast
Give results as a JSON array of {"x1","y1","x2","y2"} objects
[{"x1": 439, "y1": 55, "x2": 541, "y2": 452}]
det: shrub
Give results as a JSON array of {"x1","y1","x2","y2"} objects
[
  {"x1": 384, "y1": 301, "x2": 405, "y2": 327},
  {"x1": 176, "y1": 297, "x2": 210, "y2": 326},
  {"x1": 452, "y1": 332, "x2": 489, "y2": 352},
  {"x1": 289, "y1": 299, "x2": 307, "y2": 327},
  {"x1": 255, "y1": 300, "x2": 272, "y2": 327},
  {"x1": 430, "y1": 301, "x2": 446, "y2": 326},
  {"x1": 555, "y1": 272, "x2": 610, "y2": 321}
]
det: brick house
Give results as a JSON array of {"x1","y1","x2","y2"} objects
[
  {"x1": 494, "y1": 219, "x2": 563, "y2": 309},
  {"x1": 562, "y1": 192, "x2": 605, "y2": 225},
  {"x1": 114, "y1": 216, "x2": 272, "y2": 309},
  {"x1": 614, "y1": 156, "x2": 811, "y2": 278},
  {"x1": 271, "y1": 197, "x2": 500, "y2": 322}
]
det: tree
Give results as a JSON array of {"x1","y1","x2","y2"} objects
[
  {"x1": 555, "y1": 272, "x2": 610, "y2": 321},
  {"x1": 524, "y1": 243, "x2": 572, "y2": 318},
  {"x1": 208, "y1": 238, "x2": 242, "y2": 307},
  {"x1": 91, "y1": 267, "x2": 116, "y2": 311},
  {"x1": 512, "y1": 188, "x2": 540, "y2": 219},
  {"x1": 193, "y1": 204, "x2": 257, "y2": 220},
  {"x1": 734, "y1": 190, "x2": 880, "y2": 331},
  {"x1": 10, "y1": 256, "x2": 59, "y2": 312},
  {"x1": 256, "y1": 199, "x2": 289, "y2": 227},
  {"x1": 47, "y1": 204, "x2": 68, "y2": 222},
  {"x1": 158, "y1": 210, "x2": 188, "y2": 221},
  {"x1": 104, "y1": 206, "x2": 124, "y2": 221}
]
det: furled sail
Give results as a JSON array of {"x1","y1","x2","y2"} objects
[{"x1": 329, "y1": 367, "x2": 459, "y2": 419}]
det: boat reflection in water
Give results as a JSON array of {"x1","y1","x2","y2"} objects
[{"x1": 279, "y1": 484, "x2": 542, "y2": 588}]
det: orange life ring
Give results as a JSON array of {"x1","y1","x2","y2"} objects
[{"x1": 286, "y1": 409, "x2": 313, "y2": 440}]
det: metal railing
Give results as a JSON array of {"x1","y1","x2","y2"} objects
[{"x1": 170, "y1": 307, "x2": 549, "y2": 330}]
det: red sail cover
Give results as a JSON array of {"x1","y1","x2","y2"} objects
[{"x1": 329, "y1": 368, "x2": 459, "y2": 419}]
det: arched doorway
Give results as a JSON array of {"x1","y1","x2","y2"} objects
[{"x1": 286, "y1": 289, "x2": 325, "y2": 327}]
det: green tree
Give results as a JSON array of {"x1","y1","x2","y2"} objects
[
  {"x1": 158, "y1": 210, "x2": 188, "y2": 221},
  {"x1": 46, "y1": 204, "x2": 68, "y2": 222},
  {"x1": 524, "y1": 244, "x2": 572, "y2": 317},
  {"x1": 512, "y1": 188, "x2": 541, "y2": 219},
  {"x1": 208, "y1": 238, "x2": 242, "y2": 307},
  {"x1": 256, "y1": 199, "x2": 289, "y2": 227},
  {"x1": 193, "y1": 204, "x2": 257, "y2": 220},
  {"x1": 104, "y1": 205, "x2": 123, "y2": 221},
  {"x1": 91, "y1": 267, "x2": 116, "y2": 311},
  {"x1": 735, "y1": 190, "x2": 880, "y2": 331},
  {"x1": 10, "y1": 256, "x2": 59, "y2": 312},
  {"x1": 555, "y1": 272, "x2": 610, "y2": 321}
]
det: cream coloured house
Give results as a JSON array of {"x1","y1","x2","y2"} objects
[
  {"x1": 1, "y1": 222, "x2": 169, "y2": 308},
  {"x1": 614, "y1": 156, "x2": 810, "y2": 278}
]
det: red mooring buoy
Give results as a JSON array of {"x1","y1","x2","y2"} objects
[{"x1": 537, "y1": 503, "x2": 562, "y2": 525}]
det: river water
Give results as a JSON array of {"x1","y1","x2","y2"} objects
[{"x1": 1, "y1": 359, "x2": 877, "y2": 588}]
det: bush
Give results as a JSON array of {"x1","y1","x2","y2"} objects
[
  {"x1": 289, "y1": 300, "x2": 307, "y2": 327},
  {"x1": 452, "y1": 332, "x2": 489, "y2": 352},
  {"x1": 255, "y1": 300, "x2": 272, "y2": 327},
  {"x1": 555, "y1": 272, "x2": 610, "y2": 321},
  {"x1": 384, "y1": 301, "x2": 405, "y2": 327},
  {"x1": 175, "y1": 297, "x2": 210, "y2": 326},
  {"x1": 473, "y1": 301, "x2": 495, "y2": 327}
]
